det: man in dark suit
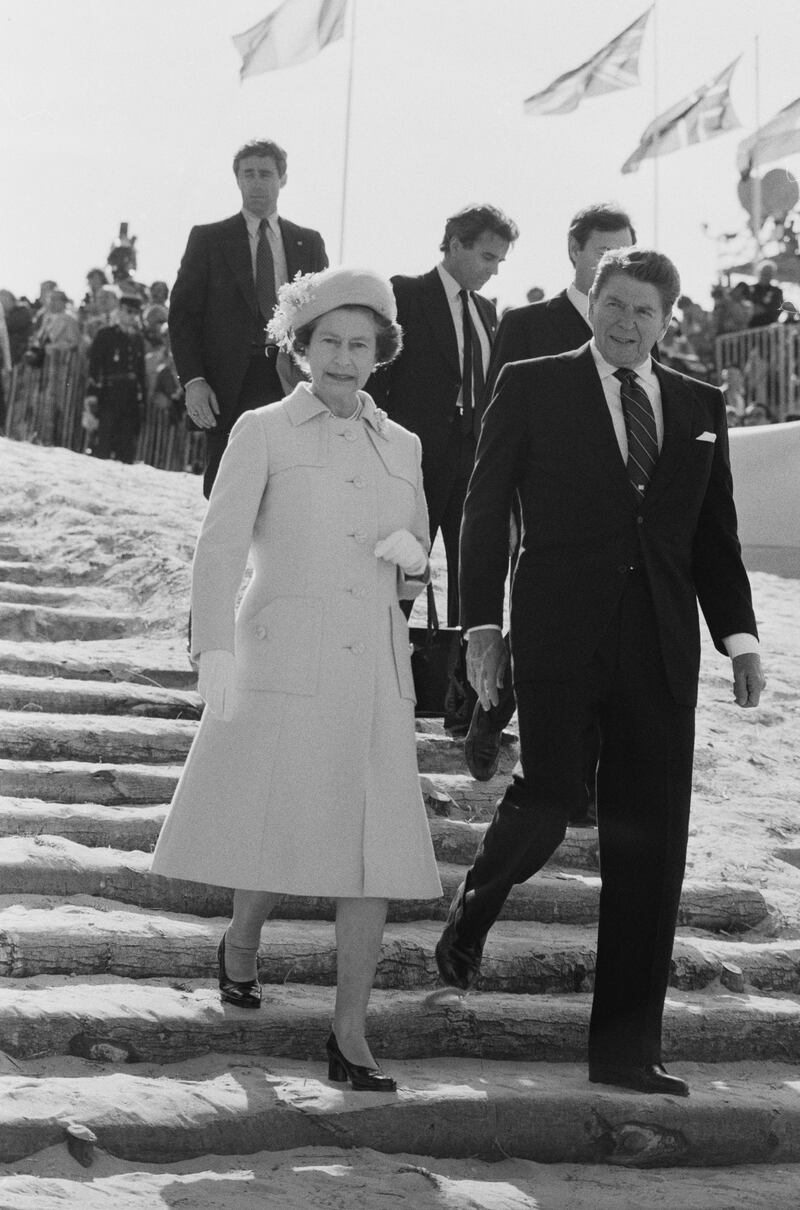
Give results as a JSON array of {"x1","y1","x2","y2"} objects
[
  {"x1": 375, "y1": 204, "x2": 519, "y2": 631},
  {"x1": 436, "y1": 248, "x2": 765, "y2": 1097},
  {"x1": 169, "y1": 139, "x2": 328, "y2": 496},
  {"x1": 466, "y1": 204, "x2": 638, "y2": 782}
]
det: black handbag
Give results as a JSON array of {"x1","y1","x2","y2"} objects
[{"x1": 409, "y1": 583, "x2": 462, "y2": 717}]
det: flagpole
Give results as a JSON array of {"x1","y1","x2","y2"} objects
[
  {"x1": 651, "y1": 0, "x2": 659, "y2": 244},
  {"x1": 338, "y1": 0, "x2": 357, "y2": 262},
  {"x1": 751, "y1": 35, "x2": 762, "y2": 269}
]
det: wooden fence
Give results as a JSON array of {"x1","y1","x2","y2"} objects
[
  {"x1": 4, "y1": 348, "x2": 205, "y2": 473},
  {"x1": 715, "y1": 322, "x2": 800, "y2": 420}
]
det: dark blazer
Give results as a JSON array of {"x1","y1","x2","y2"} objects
[
  {"x1": 373, "y1": 268, "x2": 497, "y2": 468},
  {"x1": 169, "y1": 213, "x2": 327, "y2": 428},
  {"x1": 460, "y1": 344, "x2": 757, "y2": 705},
  {"x1": 486, "y1": 290, "x2": 589, "y2": 395}
]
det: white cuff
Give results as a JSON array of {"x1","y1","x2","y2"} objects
[{"x1": 723, "y1": 632, "x2": 760, "y2": 658}]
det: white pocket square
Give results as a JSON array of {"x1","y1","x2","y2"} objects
[{"x1": 695, "y1": 431, "x2": 716, "y2": 443}]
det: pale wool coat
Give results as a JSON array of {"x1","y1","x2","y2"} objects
[{"x1": 151, "y1": 384, "x2": 442, "y2": 900}]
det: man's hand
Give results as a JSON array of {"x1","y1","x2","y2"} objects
[
  {"x1": 466, "y1": 629, "x2": 508, "y2": 710},
  {"x1": 732, "y1": 651, "x2": 766, "y2": 708},
  {"x1": 185, "y1": 379, "x2": 220, "y2": 429}
]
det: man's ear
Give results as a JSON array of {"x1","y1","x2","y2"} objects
[
  {"x1": 279, "y1": 173, "x2": 288, "y2": 189},
  {"x1": 567, "y1": 235, "x2": 578, "y2": 268}
]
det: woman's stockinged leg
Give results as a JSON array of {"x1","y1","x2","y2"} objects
[
  {"x1": 333, "y1": 896, "x2": 389, "y2": 1066},
  {"x1": 225, "y1": 888, "x2": 280, "y2": 980}
]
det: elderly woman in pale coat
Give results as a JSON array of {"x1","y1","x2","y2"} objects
[{"x1": 152, "y1": 268, "x2": 442, "y2": 1091}]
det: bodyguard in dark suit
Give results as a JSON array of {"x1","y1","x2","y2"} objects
[
  {"x1": 169, "y1": 139, "x2": 328, "y2": 496},
  {"x1": 375, "y1": 204, "x2": 519, "y2": 628},
  {"x1": 436, "y1": 248, "x2": 765, "y2": 1097},
  {"x1": 467, "y1": 204, "x2": 639, "y2": 786}
]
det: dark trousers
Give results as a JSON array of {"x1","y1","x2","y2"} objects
[
  {"x1": 423, "y1": 423, "x2": 476, "y2": 627},
  {"x1": 92, "y1": 384, "x2": 141, "y2": 464},
  {"x1": 456, "y1": 570, "x2": 695, "y2": 1066},
  {"x1": 203, "y1": 353, "x2": 283, "y2": 498}
]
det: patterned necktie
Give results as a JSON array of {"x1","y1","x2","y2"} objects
[
  {"x1": 256, "y1": 218, "x2": 277, "y2": 322},
  {"x1": 459, "y1": 289, "x2": 485, "y2": 436},
  {"x1": 614, "y1": 367, "x2": 659, "y2": 494}
]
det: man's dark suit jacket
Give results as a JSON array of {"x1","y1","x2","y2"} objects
[
  {"x1": 169, "y1": 213, "x2": 327, "y2": 430},
  {"x1": 486, "y1": 290, "x2": 589, "y2": 396},
  {"x1": 460, "y1": 344, "x2": 757, "y2": 706},
  {"x1": 374, "y1": 268, "x2": 497, "y2": 469}
]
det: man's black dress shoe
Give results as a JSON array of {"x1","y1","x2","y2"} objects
[
  {"x1": 589, "y1": 1062, "x2": 689, "y2": 1097},
  {"x1": 326, "y1": 1031, "x2": 397, "y2": 1092},
  {"x1": 217, "y1": 933, "x2": 262, "y2": 1009},
  {"x1": 464, "y1": 700, "x2": 503, "y2": 781}
]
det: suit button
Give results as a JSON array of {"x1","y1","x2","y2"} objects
[
  {"x1": 255, "y1": 625, "x2": 267, "y2": 639},
  {"x1": 636, "y1": 516, "x2": 644, "y2": 525}
]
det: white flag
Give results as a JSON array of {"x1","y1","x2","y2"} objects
[{"x1": 233, "y1": 0, "x2": 347, "y2": 80}]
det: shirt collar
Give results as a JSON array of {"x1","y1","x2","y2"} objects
[
  {"x1": 589, "y1": 338, "x2": 656, "y2": 387},
  {"x1": 567, "y1": 281, "x2": 589, "y2": 320},
  {"x1": 437, "y1": 262, "x2": 466, "y2": 302},
  {"x1": 242, "y1": 208, "x2": 280, "y2": 237}
]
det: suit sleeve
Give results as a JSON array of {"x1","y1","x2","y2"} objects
[
  {"x1": 168, "y1": 226, "x2": 210, "y2": 387},
  {"x1": 691, "y1": 387, "x2": 758, "y2": 652},
  {"x1": 190, "y1": 411, "x2": 269, "y2": 658},
  {"x1": 460, "y1": 365, "x2": 528, "y2": 630}
]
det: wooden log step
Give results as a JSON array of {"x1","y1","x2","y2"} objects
[
  {"x1": 0, "y1": 838, "x2": 769, "y2": 931},
  {"x1": 0, "y1": 560, "x2": 97, "y2": 586},
  {"x1": 0, "y1": 673, "x2": 202, "y2": 718},
  {"x1": 0, "y1": 759, "x2": 181, "y2": 805},
  {"x1": 0, "y1": 582, "x2": 126, "y2": 608},
  {"x1": 0, "y1": 899, "x2": 795, "y2": 994},
  {"x1": 0, "y1": 603, "x2": 144, "y2": 643},
  {"x1": 0, "y1": 711, "x2": 197, "y2": 764},
  {"x1": 1, "y1": 1053, "x2": 799, "y2": 1167},
  {"x1": 0, "y1": 798, "x2": 599, "y2": 873},
  {"x1": 0, "y1": 638, "x2": 196, "y2": 689},
  {"x1": 0, "y1": 979, "x2": 799, "y2": 1067}
]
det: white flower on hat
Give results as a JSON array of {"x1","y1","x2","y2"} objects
[{"x1": 266, "y1": 271, "x2": 321, "y2": 349}]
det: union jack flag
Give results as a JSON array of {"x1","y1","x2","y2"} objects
[
  {"x1": 621, "y1": 57, "x2": 741, "y2": 173},
  {"x1": 523, "y1": 8, "x2": 652, "y2": 117}
]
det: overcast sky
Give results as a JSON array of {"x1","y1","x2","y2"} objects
[{"x1": 2, "y1": 0, "x2": 798, "y2": 309}]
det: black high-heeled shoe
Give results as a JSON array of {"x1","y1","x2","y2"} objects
[
  {"x1": 217, "y1": 933, "x2": 261, "y2": 1009},
  {"x1": 325, "y1": 1031, "x2": 397, "y2": 1092}
]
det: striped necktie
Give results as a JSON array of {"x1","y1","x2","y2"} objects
[
  {"x1": 614, "y1": 367, "x2": 658, "y2": 494},
  {"x1": 256, "y1": 219, "x2": 277, "y2": 322}
]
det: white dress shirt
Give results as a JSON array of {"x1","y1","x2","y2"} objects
[
  {"x1": 241, "y1": 207, "x2": 289, "y2": 299},
  {"x1": 566, "y1": 281, "x2": 590, "y2": 322},
  {"x1": 437, "y1": 264, "x2": 491, "y2": 406}
]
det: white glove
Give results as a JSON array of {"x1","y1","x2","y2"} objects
[
  {"x1": 374, "y1": 529, "x2": 428, "y2": 577},
  {"x1": 197, "y1": 649, "x2": 237, "y2": 721}
]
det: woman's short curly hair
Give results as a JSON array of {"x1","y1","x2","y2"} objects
[{"x1": 290, "y1": 305, "x2": 403, "y2": 369}]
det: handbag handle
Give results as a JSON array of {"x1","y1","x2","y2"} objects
[{"x1": 425, "y1": 582, "x2": 440, "y2": 635}]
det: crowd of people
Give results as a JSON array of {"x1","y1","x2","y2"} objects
[{"x1": 0, "y1": 266, "x2": 183, "y2": 458}]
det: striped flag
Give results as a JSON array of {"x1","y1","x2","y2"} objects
[
  {"x1": 232, "y1": 0, "x2": 347, "y2": 80},
  {"x1": 621, "y1": 57, "x2": 741, "y2": 174},
  {"x1": 737, "y1": 96, "x2": 800, "y2": 175},
  {"x1": 523, "y1": 8, "x2": 652, "y2": 117}
]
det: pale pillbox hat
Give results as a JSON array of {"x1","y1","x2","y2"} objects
[{"x1": 290, "y1": 267, "x2": 397, "y2": 327}]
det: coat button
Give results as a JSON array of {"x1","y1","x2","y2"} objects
[
  {"x1": 344, "y1": 430, "x2": 358, "y2": 442},
  {"x1": 352, "y1": 641, "x2": 366, "y2": 655},
  {"x1": 352, "y1": 529, "x2": 366, "y2": 544},
  {"x1": 255, "y1": 625, "x2": 267, "y2": 639},
  {"x1": 636, "y1": 515, "x2": 644, "y2": 525},
  {"x1": 352, "y1": 475, "x2": 366, "y2": 488}
]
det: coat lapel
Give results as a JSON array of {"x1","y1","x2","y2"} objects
[
  {"x1": 280, "y1": 218, "x2": 305, "y2": 279},
  {"x1": 221, "y1": 215, "x2": 258, "y2": 318},
  {"x1": 419, "y1": 270, "x2": 460, "y2": 376},
  {"x1": 645, "y1": 363, "x2": 696, "y2": 504}
]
